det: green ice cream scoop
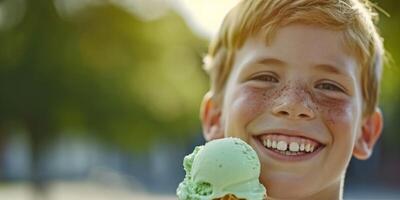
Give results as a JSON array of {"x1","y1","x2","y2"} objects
[{"x1": 177, "y1": 137, "x2": 266, "y2": 200}]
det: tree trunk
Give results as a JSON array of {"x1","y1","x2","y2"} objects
[
  {"x1": 26, "y1": 120, "x2": 50, "y2": 200},
  {"x1": 0, "y1": 130, "x2": 6, "y2": 179}
]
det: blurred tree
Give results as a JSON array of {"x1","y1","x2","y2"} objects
[
  {"x1": 379, "y1": 0, "x2": 400, "y2": 143},
  {"x1": 0, "y1": 0, "x2": 208, "y2": 196}
]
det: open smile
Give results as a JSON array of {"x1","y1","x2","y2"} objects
[{"x1": 253, "y1": 131, "x2": 326, "y2": 162}]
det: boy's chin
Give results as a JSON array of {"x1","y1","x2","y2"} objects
[{"x1": 260, "y1": 171, "x2": 322, "y2": 199}]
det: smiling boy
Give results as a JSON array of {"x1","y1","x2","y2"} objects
[{"x1": 200, "y1": 0, "x2": 384, "y2": 199}]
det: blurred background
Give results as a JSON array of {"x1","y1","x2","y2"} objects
[{"x1": 0, "y1": 0, "x2": 399, "y2": 199}]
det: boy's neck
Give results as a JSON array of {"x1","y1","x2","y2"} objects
[
  {"x1": 268, "y1": 180, "x2": 343, "y2": 200},
  {"x1": 307, "y1": 181, "x2": 342, "y2": 200}
]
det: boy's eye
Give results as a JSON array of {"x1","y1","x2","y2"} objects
[
  {"x1": 315, "y1": 82, "x2": 345, "y2": 93},
  {"x1": 251, "y1": 74, "x2": 279, "y2": 82}
]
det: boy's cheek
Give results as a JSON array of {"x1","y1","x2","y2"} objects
[
  {"x1": 315, "y1": 96, "x2": 358, "y2": 136},
  {"x1": 315, "y1": 96, "x2": 360, "y2": 154},
  {"x1": 229, "y1": 86, "x2": 271, "y2": 119},
  {"x1": 224, "y1": 86, "x2": 270, "y2": 136}
]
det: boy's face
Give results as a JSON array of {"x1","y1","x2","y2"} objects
[{"x1": 202, "y1": 24, "x2": 382, "y2": 199}]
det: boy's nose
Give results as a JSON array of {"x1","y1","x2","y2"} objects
[{"x1": 272, "y1": 100, "x2": 315, "y2": 120}]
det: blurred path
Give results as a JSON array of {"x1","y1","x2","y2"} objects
[
  {"x1": 2, "y1": 181, "x2": 399, "y2": 200},
  {"x1": 0, "y1": 181, "x2": 175, "y2": 200}
]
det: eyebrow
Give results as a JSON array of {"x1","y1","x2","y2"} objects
[
  {"x1": 314, "y1": 64, "x2": 343, "y2": 75},
  {"x1": 254, "y1": 58, "x2": 286, "y2": 67}
]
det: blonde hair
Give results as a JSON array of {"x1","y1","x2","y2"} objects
[{"x1": 203, "y1": 0, "x2": 384, "y2": 116}]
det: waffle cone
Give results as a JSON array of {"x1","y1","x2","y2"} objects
[{"x1": 213, "y1": 194, "x2": 244, "y2": 200}]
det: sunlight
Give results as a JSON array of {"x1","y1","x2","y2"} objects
[{"x1": 173, "y1": 0, "x2": 240, "y2": 39}]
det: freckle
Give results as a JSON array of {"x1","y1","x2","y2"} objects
[{"x1": 315, "y1": 105, "x2": 322, "y2": 113}]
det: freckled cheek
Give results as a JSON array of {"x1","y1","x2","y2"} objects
[
  {"x1": 317, "y1": 100, "x2": 357, "y2": 143},
  {"x1": 227, "y1": 87, "x2": 271, "y2": 125}
]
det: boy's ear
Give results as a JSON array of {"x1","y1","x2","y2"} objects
[
  {"x1": 200, "y1": 92, "x2": 224, "y2": 141},
  {"x1": 353, "y1": 108, "x2": 383, "y2": 160}
]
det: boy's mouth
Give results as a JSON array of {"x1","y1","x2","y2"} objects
[{"x1": 254, "y1": 131, "x2": 325, "y2": 161}]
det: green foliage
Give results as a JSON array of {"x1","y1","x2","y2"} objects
[
  {"x1": 0, "y1": 1, "x2": 208, "y2": 151},
  {"x1": 376, "y1": 0, "x2": 400, "y2": 147}
]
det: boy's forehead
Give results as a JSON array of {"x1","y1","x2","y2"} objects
[
  {"x1": 233, "y1": 24, "x2": 360, "y2": 81},
  {"x1": 251, "y1": 25, "x2": 349, "y2": 61}
]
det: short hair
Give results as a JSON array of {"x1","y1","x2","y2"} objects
[{"x1": 203, "y1": 0, "x2": 384, "y2": 116}]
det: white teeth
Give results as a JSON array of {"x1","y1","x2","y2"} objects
[
  {"x1": 263, "y1": 140, "x2": 267, "y2": 146},
  {"x1": 267, "y1": 139, "x2": 272, "y2": 148},
  {"x1": 300, "y1": 143, "x2": 305, "y2": 151},
  {"x1": 277, "y1": 141, "x2": 287, "y2": 151},
  {"x1": 305, "y1": 143, "x2": 311, "y2": 152},
  {"x1": 262, "y1": 138, "x2": 319, "y2": 154},
  {"x1": 289, "y1": 142, "x2": 299, "y2": 152},
  {"x1": 272, "y1": 140, "x2": 277, "y2": 148}
]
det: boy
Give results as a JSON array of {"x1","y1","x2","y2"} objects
[{"x1": 200, "y1": 0, "x2": 384, "y2": 199}]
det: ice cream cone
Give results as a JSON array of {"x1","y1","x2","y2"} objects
[{"x1": 177, "y1": 138, "x2": 266, "y2": 200}]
